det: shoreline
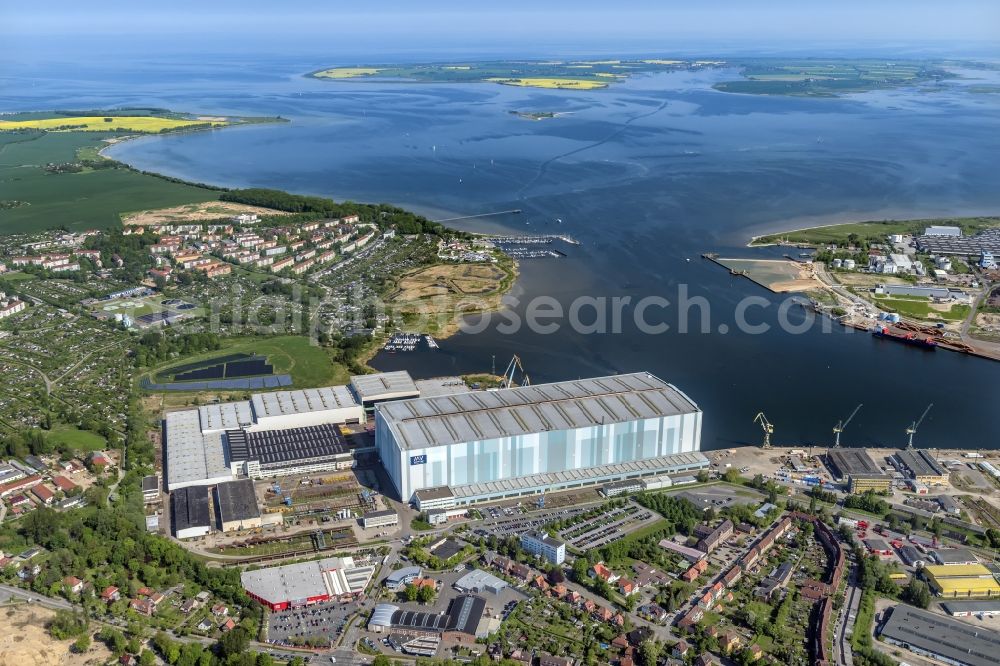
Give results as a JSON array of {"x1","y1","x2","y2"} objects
[{"x1": 743, "y1": 209, "x2": 1000, "y2": 247}]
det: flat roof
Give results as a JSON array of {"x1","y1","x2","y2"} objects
[
  {"x1": 413, "y1": 377, "x2": 471, "y2": 398},
  {"x1": 523, "y1": 530, "x2": 564, "y2": 549},
  {"x1": 141, "y1": 475, "x2": 159, "y2": 492},
  {"x1": 414, "y1": 486, "x2": 455, "y2": 502},
  {"x1": 241, "y1": 556, "x2": 372, "y2": 604},
  {"x1": 350, "y1": 371, "x2": 419, "y2": 402},
  {"x1": 924, "y1": 564, "x2": 993, "y2": 578},
  {"x1": 215, "y1": 479, "x2": 260, "y2": 524},
  {"x1": 251, "y1": 387, "x2": 358, "y2": 419},
  {"x1": 940, "y1": 600, "x2": 1000, "y2": 613},
  {"x1": 881, "y1": 604, "x2": 1000, "y2": 666},
  {"x1": 164, "y1": 409, "x2": 233, "y2": 489},
  {"x1": 895, "y1": 449, "x2": 947, "y2": 477},
  {"x1": 172, "y1": 486, "x2": 211, "y2": 533},
  {"x1": 455, "y1": 569, "x2": 507, "y2": 593},
  {"x1": 933, "y1": 548, "x2": 979, "y2": 565},
  {"x1": 227, "y1": 423, "x2": 350, "y2": 469},
  {"x1": 364, "y1": 509, "x2": 397, "y2": 519},
  {"x1": 826, "y1": 449, "x2": 885, "y2": 478},
  {"x1": 377, "y1": 372, "x2": 699, "y2": 450}
]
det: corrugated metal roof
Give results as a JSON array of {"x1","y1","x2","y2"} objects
[
  {"x1": 350, "y1": 371, "x2": 419, "y2": 401},
  {"x1": 251, "y1": 386, "x2": 358, "y2": 418},
  {"x1": 378, "y1": 372, "x2": 698, "y2": 450}
]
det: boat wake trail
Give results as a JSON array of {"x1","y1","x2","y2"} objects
[{"x1": 516, "y1": 97, "x2": 671, "y2": 198}]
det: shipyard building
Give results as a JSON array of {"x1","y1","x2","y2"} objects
[
  {"x1": 825, "y1": 449, "x2": 890, "y2": 493},
  {"x1": 375, "y1": 372, "x2": 706, "y2": 505}
]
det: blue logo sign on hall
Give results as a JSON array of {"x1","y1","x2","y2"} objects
[{"x1": 410, "y1": 455, "x2": 427, "y2": 466}]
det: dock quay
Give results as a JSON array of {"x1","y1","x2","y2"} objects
[{"x1": 479, "y1": 233, "x2": 580, "y2": 246}]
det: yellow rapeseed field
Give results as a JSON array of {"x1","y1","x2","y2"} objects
[
  {"x1": 487, "y1": 77, "x2": 608, "y2": 90},
  {"x1": 0, "y1": 116, "x2": 226, "y2": 133},
  {"x1": 313, "y1": 67, "x2": 383, "y2": 79}
]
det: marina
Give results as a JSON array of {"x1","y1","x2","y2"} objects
[{"x1": 382, "y1": 333, "x2": 440, "y2": 353}]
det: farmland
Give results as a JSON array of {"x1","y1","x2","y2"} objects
[
  {"x1": 487, "y1": 77, "x2": 608, "y2": 90},
  {"x1": 0, "y1": 131, "x2": 219, "y2": 234},
  {"x1": 0, "y1": 115, "x2": 227, "y2": 133},
  {"x1": 714, "y1": 58, "x2": 951, "y2": 96}
]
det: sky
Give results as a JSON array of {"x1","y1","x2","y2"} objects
[{"x1": 2, "y1": 1, "x2": 999, "y2": 60}]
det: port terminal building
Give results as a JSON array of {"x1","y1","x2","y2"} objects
[{"x1": 375, "y1": 372, "x2": 706, "y2": 505}]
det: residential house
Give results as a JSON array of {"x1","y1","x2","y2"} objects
[
  {"x1": 220, "y1": 618, "x2": 237, "y2": 632},
  {"x1": 721, "y1": 630, "x2": 742, "y2": 654},
  {"x1": 63, "y1": 576, "x2": 84, "y2": 594},
  {"x1": 672, "y1": 639, "x2": 691, "y2": 658},
  {"x1": 590, "y1": 562, "x2": 619, "y2": 583},
  {"x1": 101, "y1": 586, "x2": 120, "y2": 602},
  {"x1": 131, "y1": 598, "x2": 155, "y2": 616}
]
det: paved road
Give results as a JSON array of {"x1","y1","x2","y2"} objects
[
  {"x1": 833, "y1": 564, "x2": 859, "y2": 666},
  {"x1": 0, "y1": 583, "x2": 74, "y2": 610}
]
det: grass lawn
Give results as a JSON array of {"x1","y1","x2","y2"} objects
[
  {"x1": 874, "y1": 296, "x2": 970, "y2": 321},
  {"x1": 48, "y1": 426, "x2": 106, "y2": 451},
  {"x1": 752, "y1": 216, "x2": 1000, "y2": 247},
  {"x1": 0, "y1": 132, "x2": 219, "y2": 234},
  {"x1": 146, "y1": 335, "x2": 349, "y2": 391}
]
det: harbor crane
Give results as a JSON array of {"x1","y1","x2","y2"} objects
[
  {"x1": 501, "y1": 355, "x2": 531, "y2": 389},
  {"x1": 833, "y1": 404, "x2": 863, "y2": 448},
  {"x1": 905, "y1": 403, "x2": 933, "y2": 449},
  {"x1": 753, "y1": 412, "x2": 774, "y2": 449}
]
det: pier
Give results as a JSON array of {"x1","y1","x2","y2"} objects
[
  {"x1": 480, "y1": 233, "x2": 581, "y2": 246},
  {"x1": 433, "y1": 209, "x2": 522, "y2": 223}
]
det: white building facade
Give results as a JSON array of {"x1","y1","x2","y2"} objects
[{"x1": 375, "y1": 373, "x2": 704, "y2": 504}]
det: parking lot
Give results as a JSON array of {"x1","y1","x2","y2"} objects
[
  {"x1": 479, "y1": 506, "x2": 590, "y2": 537},
  {"x1": 267, "y1": 598, "x2": 359, "y2": 647}
]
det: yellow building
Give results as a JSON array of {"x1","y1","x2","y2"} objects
[{"x1": 923, "y1": 564, "x2": 1000, "y2": 598}]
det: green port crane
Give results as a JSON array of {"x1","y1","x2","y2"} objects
[
  {"x1": 753, "y1": 412, "x2": 774, "y2": 449},
  {"x1": 833, "y1": 404, "x2": 863, "y2": 448},
  {"x1": 905, "y1": 403, "x2": 933, "y2": 449}
]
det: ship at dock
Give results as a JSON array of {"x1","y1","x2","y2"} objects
[{"x1": 871, "y1": 326, "x2": 937, "y2": 350}]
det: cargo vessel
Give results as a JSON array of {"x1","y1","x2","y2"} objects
[{"x1": 872, "y1": 327, "x2": 937, "y2": 350}]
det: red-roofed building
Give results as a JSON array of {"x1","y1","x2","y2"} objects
[
  {"x1": 131, "y1": 598, "x2": 155, "y2": 616},
  {"x1": 63, "y1": 576, "x2": 84, "y2": 594},
  {"x1": 220, "y1": 618, "x2": 237, "y2": 632},
  {"x1": 0, "y1": 474, "x2": 42, "y2": 498},
  {"x1": 101, "y1": 586, "x2": 120, "y2": 602},
  {"x1": 51, "y1": 476, "x2": 78, "y2": 492},
  {"x1": 31, "y1": 484, "x2": 55, "y2": 505},
  {"x1": 591, "y1": 563, "x2": 619, "y2": 583}
]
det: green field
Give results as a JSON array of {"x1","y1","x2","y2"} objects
[
  {"x1": 874, "y1": 296, "x2": 971, "y2": 321},
  {"x1": 309, "y1": 59, "x2": 703, "y2": 89},
  {"x1": 714, "y1": 58, "x2": 950, "y2": 96},
  {"x1": 47, "y1": 426, "x2": 106, "y2": 452},
  {"x1": 0, "y1": 131, "x2": 218, "y2": 233},
  {"x1": 145, "y1": 335, "x2": 349, "y2": 390},
  {"x1": 751, "y1": 216, "x2": 1000, "y2": 247}
]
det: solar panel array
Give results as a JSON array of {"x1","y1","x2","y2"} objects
[{"x1": 227, "y1": 423, "x2": 349, "y2": 469}]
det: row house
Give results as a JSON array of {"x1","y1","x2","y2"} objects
[
  {"x1": 289, "y1": 240, "x2": 306, "y2": 251},
  {"x1": 197, "y1": 262, "x2": 232, "y2": 278},
  {"x1": 253, "y1": 255, "x2": 275, "y2": 268},
  {"x1": 0, "y1": 298, "x2": 27, "y2": 319},
  {"x1": 315, "y1": 250, "x2": 337, "y2": 265},
  {"x1": 264, "y1": 245, "x2": 287, "y2": 256},
  {"x1": 302, "y1": 221, "x2": 320, "y2": 232},
  {"x1": 296, "y1": 248, "x2": 316, "y2": 262},
  {"x1": 271, "y1": 257, "x2": 295, "y2": 273},
  {"x1": 291, "y1": 259, "x2": 314, "y2": 275}
]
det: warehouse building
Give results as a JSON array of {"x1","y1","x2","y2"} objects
[
  {"x1": 226, "y1": 424, "x2": 354, "y2": 478},
  {"x1": 376, "y1": 372, "x2": 705, "y2": 504},
  {"x1": 825, "y1": 449, "x2": 890, "y2": 493},
  {"x1": 362, "y1": 509, "x2": 399, "y2": 529},
  {"x1": 171, "y1": 486, "x2": 211, "y2": 539},
  {"x1": 932, "y1": 548, "x2": 980, "y2": 566},
  {"x1": 922, "y1": 564, "x2": 1000, "y2": 598},
  {"x1": 939, "y1": 600, "x2": 1000, "y2": 618},
  {"x1": 454, "y1": 569, "x2": 508, "y2": 595},
  {"x1": 893, "y1": 450, "x2": 949, "y2": 485},
  {"x1": 241, "y1": 556, "x2": 376, "y2": 610},
  {"x1": 879, "y1": 604, "x2": 999, "y2": 666},
  {"x1": 350, "y1": 371, "x2": 420, "y2": 411},
  {"x1": 214, "y1": 479, "x2": 262, "y2": 532},
  {"x1": 368, "y1": 594, "x2": 488, "y2": 639},
  {"x1": 164, "y1": 386, "x2": 364, "y2": 490}
]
